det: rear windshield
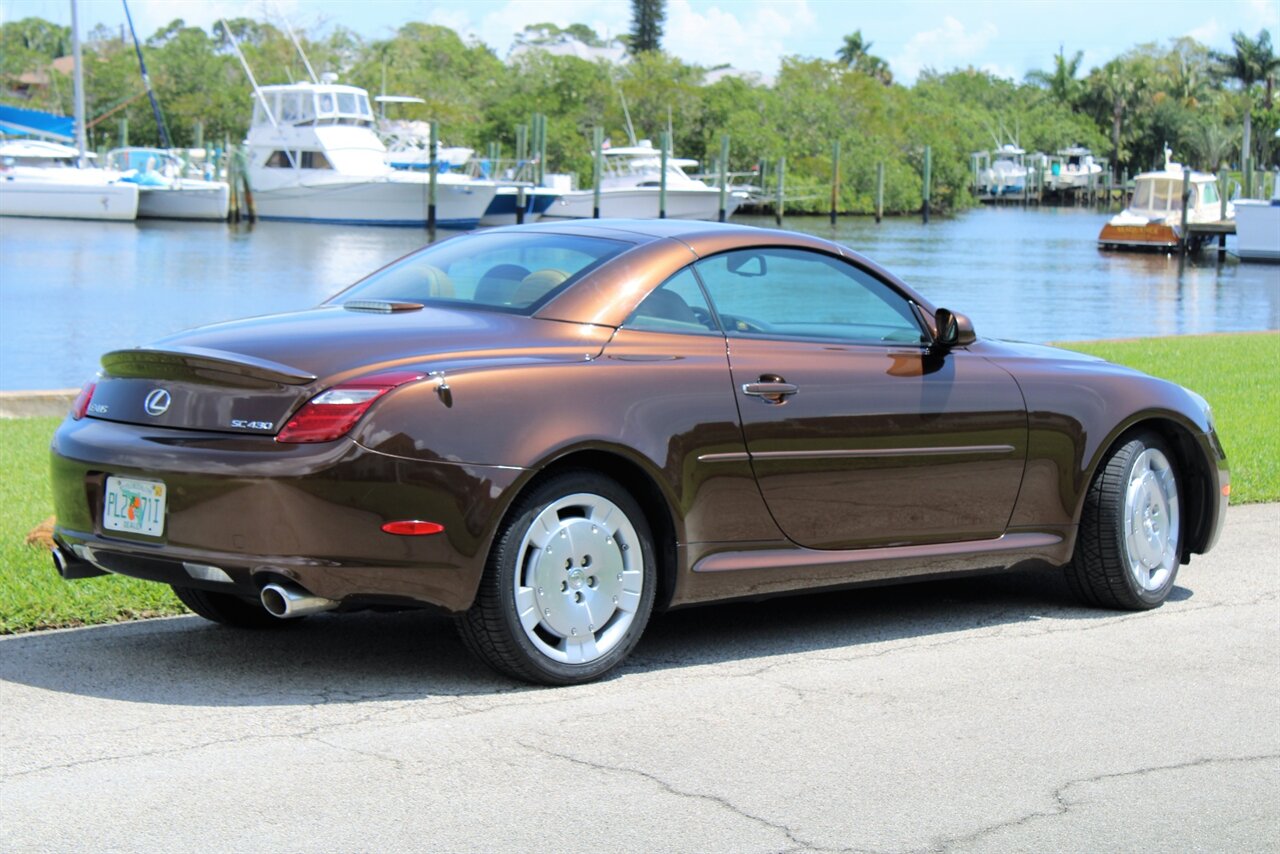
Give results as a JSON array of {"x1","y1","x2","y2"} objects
[{"x1": 330, "y1": 232, "x2": 627, "y2": 314}]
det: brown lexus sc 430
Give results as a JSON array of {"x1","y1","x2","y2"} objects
[{"x1": 49, "y1": 220, "x2": 1228, "y2": 684}]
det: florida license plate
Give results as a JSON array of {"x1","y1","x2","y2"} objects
[{"x1": 103, "y1": 476, "x2": 167, "y2": 538}]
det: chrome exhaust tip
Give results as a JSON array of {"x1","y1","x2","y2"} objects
[
  {"x1": 260, "y1": 582, "x2": 337, "y2": 619},
  {"x1": 51, "y1": 543, "x2": 108, "y2": 580}
]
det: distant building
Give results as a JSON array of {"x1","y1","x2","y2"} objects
[{"x1": 3, "y1": 55, "x2": 74, "y2": 100}]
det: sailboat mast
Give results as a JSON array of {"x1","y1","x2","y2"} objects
[
  {"x1": 70, "y1": 0, "x2": 87, "y2": 165},
  {"x1": 122, "y1": 0, "x2": 171, "y2": 148}
]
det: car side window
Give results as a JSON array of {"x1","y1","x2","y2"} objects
[
  {"x1": 693, "y1": 248, "x2": 927, "y2": 345},
  {"x1": 622, "y1": 267, "x2": 719, "y2": 335}
]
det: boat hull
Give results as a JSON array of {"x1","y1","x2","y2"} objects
[
  {"x1": 542, "y1": 187, "x2": 739, "y2": 221},
  {"x1": 1098, "y1": 221, "x2": 1180, "y2": 250},
  {"x1": 478, "y1": 189, "x2": 560, "y2": 226},
  {"x1": 0, "y1": 178, "x2": 139, "y2": 221},
  {"x1": 137, "y1": 183, "x2": 230, "y2": 221},
  {"x1": 251, "y1": 178, "x2": 495, "y2": 228},
  {"x1": 1233, "y1": 200, "x2": 1280, "y2": 262}
]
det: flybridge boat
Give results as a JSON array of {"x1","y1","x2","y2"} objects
[
  {"x1": 0, "y1": 139, "x2": 139, "y2": 221},
  {"x1": 542, "y1": 140, "x2": 744, "y2": 220},
  {"x1": 244, "y1": 79, "x2": 496, "y2": 227},
  {"x1": 106, "y1": 147, "x2": 229, "y2": 221},
  {"x1": 1046, "y1": 146, "x2": 1103, "y2": 191},
  {"x1": 977, "y1": 144, "x2": 1028, "y2": 196},
  {"x1": 1098, "y1": 149, "x2": 1231, "y2": 251}
]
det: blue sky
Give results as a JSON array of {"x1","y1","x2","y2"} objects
[{"x1": 4, "y1": 0, "x2": 1277, "y2": 83}]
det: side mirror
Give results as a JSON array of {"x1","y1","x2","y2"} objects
[{"x1": 933, "y1": 308, "x2": 976, "y2": 348}]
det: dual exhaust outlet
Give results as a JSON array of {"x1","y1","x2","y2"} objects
[{"x1": 50, "y1": 543, "x2": 335, "y2": 619}]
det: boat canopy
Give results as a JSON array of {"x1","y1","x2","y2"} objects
[
  {"x1": 252, "y1": 84, "x2": 374, "y2": 129},
  {"x1": 0, "y1": 105, "x2": 75, "y2": 142}
]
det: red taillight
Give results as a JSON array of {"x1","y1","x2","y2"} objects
[
  {"x1": 276, "y1": 370, "x2": 424, "y2": 444},
  {"x1": 381, "y1": 520, "x2": 446, "y2": 536},
  {"x1": 70, "y1": 379, "x2": 97, "y2": 420}
]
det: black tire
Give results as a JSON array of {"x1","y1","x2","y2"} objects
[
  {"x1": 456, "y1": 470, "x2": 658, "y2": 685},
  {"x1": 171, "y1": 585, "x2": 295, "y2": 629},
  {"x1": 1065, "y1": 432, "x2": 1182, "y2": 610}
]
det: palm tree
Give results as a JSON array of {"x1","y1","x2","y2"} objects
[
  {"x1": 1212, "y1": 29, "x2": 1280, "y2": 167},
  {"x1": 836, "y1": 30, "x2": 892, "y2": 85},
  {"x1": 1026, "y1": 45, "x2": 1084, "y2": 106},
  {"x1": 1093, "y1": 59, "x2": 1142, "y2": 175}
]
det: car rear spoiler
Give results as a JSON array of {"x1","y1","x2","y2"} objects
[{"x1": 101, "y1": 346, "x2": 318, "y2": 386}]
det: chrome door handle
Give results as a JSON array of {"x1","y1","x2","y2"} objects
[{"x1": 742, "y1": 381, "x2": 798, "y2": 403}]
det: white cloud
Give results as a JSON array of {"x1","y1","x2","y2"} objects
[
  {"x1": 467, "y1": 1, "x2": 630, "y2": 56},
  {"x1": 1185, "y1": 18, "x2": 1221, "y2": 45},
  {"x1": 890, "y1": 16, "x2": 998, "y2": 84},
  {"x1": 662, "y1": 0, "x2": 815, "y2": 74}
]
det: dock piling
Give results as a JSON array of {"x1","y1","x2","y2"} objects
[
  {"x1": 875, "y1": 162, "x2": 884, "y2": 224},
  {"x1": 427, "y1": 120, "x2": 438, "y2": 233},
  {"x1": 922, "y1": 145, "x2": 932, "y2": 224},
  {"x1": 592, "y1": 126, "x2": 604, "y2": 219},
  {"x1": 830, "y1": 139, "x2": 841, "y2": 225},
  {"x1": 1177, "y1": 162, "x2": 1193, "y2": 273},
  {"x1": 717, "y1": 134, "x2": 730, "y2": 223},
  {"x1": 659, "y1": 131, "x2": 669, "y2": 219},
  {"x1": 774, "y1": 157, "x2": 785, "y2": 226}
]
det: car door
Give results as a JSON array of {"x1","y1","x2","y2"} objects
[{"x1": 693, "y1": 247, "x2": 1027, "y2": 551}]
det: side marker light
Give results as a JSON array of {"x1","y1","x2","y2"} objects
[{"x1": 381, "y1": 521, "x2": 446, "y2": 536}]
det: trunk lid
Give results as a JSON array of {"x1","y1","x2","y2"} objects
[{"x1": 86, "y1": 305, "x2": 610, "y2": 435}]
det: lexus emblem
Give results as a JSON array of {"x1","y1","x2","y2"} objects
[{"x1": 143, "y1": 389, "x2": 171, "y2": 416}]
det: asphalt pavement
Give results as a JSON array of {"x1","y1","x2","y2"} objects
[{"x1": 2, "y1": 503, "x2": 1277, "y2": 852}]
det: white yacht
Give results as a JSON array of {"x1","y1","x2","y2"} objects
[
  {"x1": 244, "y1": 79, "x2": 495, "y2": 228},
  {"x1": 106, "y1": 147, "x2": 229, "y2": 221},
  {"x1": 1046, "y1": 146, "x2": 1103, "y2": 191},
  {"x1": 1098, "y1": 148, "x2": 1231, "y2": 251},
  {"x1": 0, "y1": 139, "x2": 138, "y2": 221},
  {"x1": 542, "y1": 141, "x2": 743, "y2": 220}
]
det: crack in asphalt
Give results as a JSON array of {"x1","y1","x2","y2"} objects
[
  {"x1": 516, "y1": 740, "x2": 853, "y2": 854},
  {"x1": 928, "y1": 753, "x2": 1280, "y2": 853}
]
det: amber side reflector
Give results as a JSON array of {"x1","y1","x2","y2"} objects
[
  {"x1": 1222, "y1": 484, "x2": 1231, "y2": 497},
  {"x1": 381, "y1": 520, "x2": 446, "y2": 536}
]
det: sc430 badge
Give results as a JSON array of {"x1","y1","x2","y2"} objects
[{"x1": 230, "y1": 419, "x2": 274, "y2": 430}]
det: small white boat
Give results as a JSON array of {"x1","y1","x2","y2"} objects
[
  {"x1": 106, "y1": 147, "x2": 229, "y2": 221},
  {"x1": 977, "y1": 144, "x2": 1027, "y2": 196},
  {"x1": 1046, "y1": 146, "x2": 1102, "y2": 191},
  {"x1": 0, "y1": 139, "x2": 138, "y2": 221},
  {"x1": 1233, "y1": 174, "x2": 1280, "y2": 262},
  {"x1": 542, "y1": 141, "x2": 743, "y2": 220},
  {"x1": 244, "y1": 78, "x2": 496, "y2": 228},
  {"x1": 1099, "y1": 148, "x2": 1232, "y2": 251}
]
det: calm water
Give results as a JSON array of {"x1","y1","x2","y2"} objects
[{"x1": 1, "y1": 207, "x2": 1277, "y2": 390}]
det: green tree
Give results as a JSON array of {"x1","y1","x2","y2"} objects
[
  {"x1": 629, "y1": 0, "x2": 665, "y2": 54},
  {"x1": 1212, "y1": 29, "x2": 1279, "y2": 164}
]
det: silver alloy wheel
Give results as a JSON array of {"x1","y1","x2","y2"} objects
[
  {"x1": 512, "y1": 492, "x2": 644, "y2": 664},
  {"x1": 1123, "y1": 447, "x2": 1180, "y2": 591}
]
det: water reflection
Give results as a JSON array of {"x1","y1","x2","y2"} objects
[{"x1": 0, "y1": 208, "x2": 1276, "y2": 389}]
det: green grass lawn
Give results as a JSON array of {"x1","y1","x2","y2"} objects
[
  {"x1": 1, "y1": 331, "x2": 1276, "y2": 634},
  {"x1": 0, "y1": 417, "x2": 182, "y2": 634},
  {"x1": 1062, "y1": 332, "x2": 1279, "y2": 504}
]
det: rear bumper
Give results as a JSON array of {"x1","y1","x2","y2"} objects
[{"x1": 50, "y1": 417, "x2": 526, "y2": 612}]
